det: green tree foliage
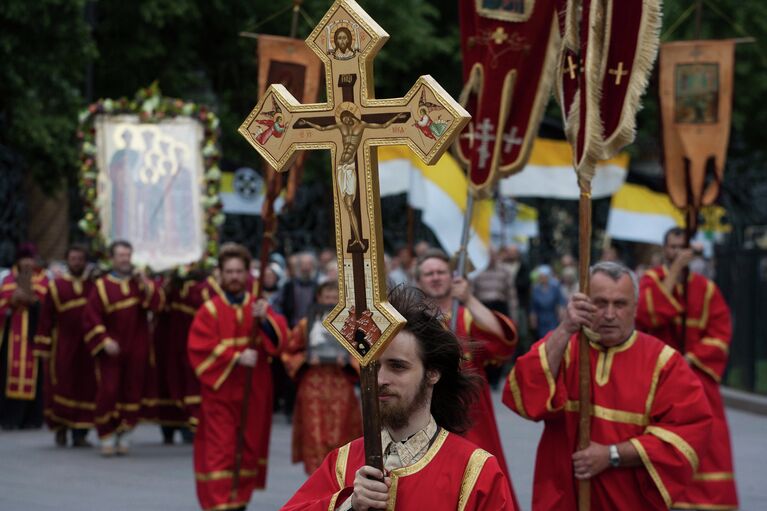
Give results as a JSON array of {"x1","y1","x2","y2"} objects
[{"x1": 0, "y1": 0, "x2": 95, "y2": 191}]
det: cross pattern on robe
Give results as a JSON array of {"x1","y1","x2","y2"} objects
[
  {"x1": 609, "y1": 61, "x2": 629, "y2": 86},
  {"x1": 502, "y1": 126, "x2": 523, "y2": 153},
  {"x1": 564, "y1": 54, "x2": 578, "y2": 80},
  {"x1": 239, "y1": 0, "x2": 469, "y2": 366}
]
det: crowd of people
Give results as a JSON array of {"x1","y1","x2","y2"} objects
[{"x1": 0, "y1": 228, "x2": 738, "y2": 510}]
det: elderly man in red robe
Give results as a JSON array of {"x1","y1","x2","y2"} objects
[
  {"x1": 0, "y1": 243, "x2": 48, "y2": 430},
  {"x1": 504, "y1": 261, "x2": 713, "y2": 510},
  {"x1": 415, "y1": 249, "x2": 517, "y2": 486},
  {"x1": 82, "y1": 240, "x2": 164, "y2": 456},
  {"x1": 282, "y1": 279, "x2": 362, "y2": 474},
  {"x1": 281, "y1": 286, "x2": 516, "y2": 510},
  {"x1": 34, "y1": 244, "x2": 96, "y2": 446},
  {"x1": 636, "y1": 227, "x2": 738, "y2": 510},
  {"x1": 188, "y1": 243, "x2": 287, "y2": 511}
]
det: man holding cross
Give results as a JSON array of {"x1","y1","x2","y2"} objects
[
  {"x1": 281, "y1": 286, "x2": 516, "y2": 511},
  {"x1": 504, "y1": 261, "x2": 713, "y2": 510}
]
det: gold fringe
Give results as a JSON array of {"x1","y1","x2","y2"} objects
[{"x1": 600, "y1": 0, "x2": 663, "y2": 158}]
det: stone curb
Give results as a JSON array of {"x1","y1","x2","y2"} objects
[{"x1": 722, "y1": 386, "x2": 767, "y2": 415}]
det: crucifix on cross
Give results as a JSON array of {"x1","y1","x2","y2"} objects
[{"x1": 239, "y1": 0, "x2": 469, "y2": 472}]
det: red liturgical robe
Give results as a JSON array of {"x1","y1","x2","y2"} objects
[
  {"x1": 153, "y1": 277, "x2": 208, "y2": 428},
  {"x1": 82, "y1": 274, "x2": 164, "y2": 438},
  {"x1": 453, "y1": 307, "x2": 517, "y2": 485},
  {"x1": 637, "y1": 266, "x2": 738, "y2": 509},
  {"x1": 0, "y1": 268, "x2": 48, "y2": 400},
  {"x1": 280, "y1": 430, "x2": 516, "y2": 510},
  {"x1": 284, "y1": 317, "x2": 362, "y2": 474},
  {"x1": 188, "y1": 293, "x2": 287, "y2": 511},
  {"x1": 34, "y1": 275, "x2": 96, "y2": 429},
  {"x1": 503, "y1": 331, "x2": 713, "y2": 510}
]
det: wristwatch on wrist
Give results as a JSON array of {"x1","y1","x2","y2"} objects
[{"x1": 608, "y1": 444, "x2": 620, "y2": 468}]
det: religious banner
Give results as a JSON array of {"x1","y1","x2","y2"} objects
[
  {"x1": 454, "y1": 0, "x2": 560, "y2": 197},
  {"x1": 240, "y1": 0, "x2": 469, "y2": 366},
  {"x1": 77, "y1": 84, "x2": 223, "y2": 271},
  {"x1": 257, "y1": 34, "x2": 323, "y2": 206},
  {"x1": 557, "y1": 0, "x2": 661, "y2": 176},
  {"x1": 660, "y1": 40, "x2": 735, "y2": 209}
]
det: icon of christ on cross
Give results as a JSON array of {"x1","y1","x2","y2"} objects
[
  {"x1": 239, "y1": 0, "x2": 469, "y2": 476},
  {"x1": 239, "y1": 0, "x2": 469, "y2": 368},
  {"x1": 295, "y1": 103, "x2": 408, "y2": 250}
]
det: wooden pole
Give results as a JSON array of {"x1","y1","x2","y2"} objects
[
  {"x1": 450, "y1": 192, "x2": 475, "y2": 331},
  {"x1": 229, "y1": 171, "x2": 282, "y2": 503},
  {"x1": 577, "y1": 184, "x2": 593, "y2": 511}
]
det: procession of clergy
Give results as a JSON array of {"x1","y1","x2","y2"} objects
[{"x1": 0, "y1": 226, "x2": 737, "y2": 510}]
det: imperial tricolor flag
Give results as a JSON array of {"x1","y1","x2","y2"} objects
[{"x1": 455, "y1": 0, "x2": 560, "y2": 197}]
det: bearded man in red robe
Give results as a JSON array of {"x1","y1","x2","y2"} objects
[
  {"x1": 504, "y1": 261, "x2": 713, "y2": 510},
  {"x1": 636, "y1": 227, "x2": 738, "y2": 510},
  {"x1": 188, "y1": 243, "x2": 287, "y2": 511},
  {"x1": 82, "y1": 240, "x2": 164, "y2": 456},
  {"x1": 414, "y1": 249, "x2": 518, "y2": 494},
  {"x1": 281, "y1": 286, "x2": 516, "y2": 510},
  {"x1": 34, "y1": 244, "x2": 96, "y2": 447},
  {"x1": 0, "y1": 243, "x2": 48, "y2": 430}
]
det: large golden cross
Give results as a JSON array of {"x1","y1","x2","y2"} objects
[
  {"x1": 240, "y1": 0, "x2": 469, "y2": 471},
  {"x1": 240, "y1": 0, "x2": 469, "y2": 367}
]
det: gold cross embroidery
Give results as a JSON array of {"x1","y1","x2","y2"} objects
[{"x1": 609, "y1": 61, "x2": 629, "y2": 86}]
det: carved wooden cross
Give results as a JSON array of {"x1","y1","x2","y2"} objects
[{"x1": 239, "y1": 0, "x2": 469, "y2": 470}]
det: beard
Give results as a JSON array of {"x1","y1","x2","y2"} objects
[{"x1": 380, "y1": 375, "x2": 429, "y2": 431}]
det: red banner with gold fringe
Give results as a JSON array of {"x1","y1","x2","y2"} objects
[
  {"x1": 455, "y1": 0, "x2": 560, "y2": 197},
  {"x1": 660, "y1": 40, "x2": 735, "y2": 209}
]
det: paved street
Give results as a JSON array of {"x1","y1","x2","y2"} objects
[{"x1": 1, "y1": 389, "x2": 765, "y2": 510}]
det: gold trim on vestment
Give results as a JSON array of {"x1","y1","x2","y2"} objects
[
  {"x1": 195, "y1": 343, "x2": 228, "y2": 378},
  {"x1": 213, "y1": 352, "x2": 240, "y2": 391},
  {"x1": 671, "y1": 503, "x2": 738, "y2": 510},
  {"x1": 693, "y1": 471, "x2": 734, "y2": 481},
  {"x1": 646, "y1": 425, "x2": 699, "y2": 472},
  {"x1": 84, "y1": 325, "x2": 105, "y2": 343},
  {"x1": 335, "y1": 442, "x2": 350, "y2": 489},
  {"x1": 170, "y1": 302, "x2": 198, "y2": 316},
  {"x1": 645, "y1": 345, "x2": 675, "y2": 417},
  {"x1": 630, "y1": 438, "x2": 672, "y2": 507},
  {"x1": 54, "y1": 394, "x2": 96, "y2": 411},
  {"x1": 672, "y1": 280, "x2": 715, "y2": 328},
  {"x1": 686, "y1": 353, "x2": 721, "y2": 383},
  {"x1": 49, "y1": 279, "x2": 62, "y2": 310},
  {"x1": 44, "y1": 410, "x2": 94, "y2": 429},
  {"x1": 507, "y1": 367, "x2": 529, "y2": 419},
  {"x1": 194, "y1": 465, "x2": 265, "y2": 481},
  {"x1": 565, "y1": 400, "x2": 648, "y2": 426},
  {"x1": 457, "y1": 449, "x2": 491, "y2": 511},
  {"x1": 327, "y1": 490, "x2": 344, "y2": 511},
  {"x1": 592, "y1": 331, "x2": 638, "y2": 386},
  {"x1": 59, "y1": 297, "x2": 87, "y2": 312},
  {"x1": 701, "y1": 337, "x2": 729, "y2": 354},
  {"x1": 34, "y1": 335, "x2": 52, "y2": 345},
  {"x1": 646, "y1": 269, "x2": 683, "y2": 312},
  {"x1": 203, "y1": 300, "x2": 217, "y2": 318},
  {"x1": 539, "y1": 342, "x2": 559, "y2": 412},
  {"x1": 90, "y1": 338, "x2": 109, "y2": 356},
  {"x1": 385, "y1": 429, "x2": 449, "y2": 510}
]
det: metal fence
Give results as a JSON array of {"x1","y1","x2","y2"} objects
[{"x1": 716, "y1": 247, "x2": 767, "y2": 394}]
